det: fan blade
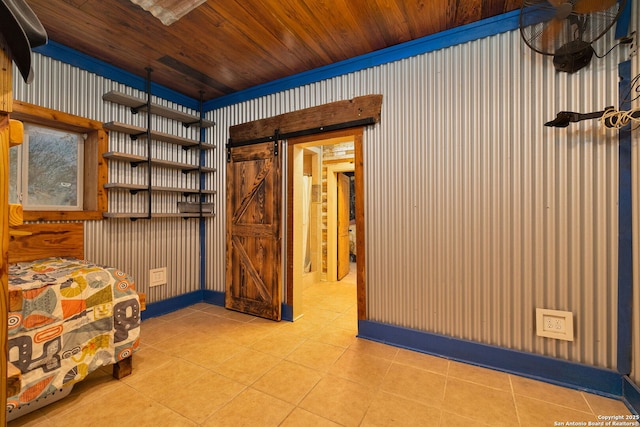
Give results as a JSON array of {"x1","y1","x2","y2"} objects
[
  {"x1": 541, "y1": 18, "x2": 563, "y2": 50},
  {"x1": 573, "y1": 0, "x2": 617, "y2": 14}
]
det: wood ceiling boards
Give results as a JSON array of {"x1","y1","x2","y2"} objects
[{"x1": 25, "y1": 0, "x2": 521, "y2": 101}]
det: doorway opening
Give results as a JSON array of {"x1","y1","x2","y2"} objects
[
  {"x1": 226, "y1": 94, "x2": 379, "y2": 324},
  {"x1": 286, "y1": 128, "x2": 365, "y2": 323}
]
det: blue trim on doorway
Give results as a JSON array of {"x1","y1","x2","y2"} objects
[
  {"x1": 198, "y1": 113, "x2": 207, "y2": 294},
  {"x1": 33, "y1": 40, "x2": 199, "y2": 110},
  {"x1": 282, "y1": 304, "x2": 293, "y2": 322},
  {"x1": 623, "y1": 377, "x2": 640, "y2": 415},
  {"x1": 358, "y1": 320, "x2": 624, "y2": 397},
  {"x1": 199, "y1": 219, "x2": 207, "y2": 292},
  {"x1": 617, "y1": 60, "x2": 633, "y2": 376},
  {"x1": 203, "y1": 9, "x2": 521, "y2": 111}
]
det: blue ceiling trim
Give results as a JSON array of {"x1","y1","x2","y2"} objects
[
  {"x1": 203, "y1": 9, "x2": 521, "y2": 111},
  {"x1": 615, "y1": 0, "x2": 632, "y2": 39},
  {"x1": 33, "y1": 40, "x2": 200, "y2": 110}
]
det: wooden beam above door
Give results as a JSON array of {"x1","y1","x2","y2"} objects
[{"x1": 228, "y1": 95, "x2": 382, "y2": 143}]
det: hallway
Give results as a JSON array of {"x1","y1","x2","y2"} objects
[{"x1": 8, "y1": 272, "x2": 635, "y2": 426}]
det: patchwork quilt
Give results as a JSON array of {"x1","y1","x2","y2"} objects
[{"x1": 7, "y1": 257, "x2": 141, "y2": 410}]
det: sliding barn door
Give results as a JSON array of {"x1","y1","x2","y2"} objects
[{"x1": 226, "y1": 141, "x2": 282, "y2": 320}]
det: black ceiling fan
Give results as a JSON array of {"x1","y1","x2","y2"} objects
[{"x1": 520, "y1": 0, "x2": 626, "y2": 73}]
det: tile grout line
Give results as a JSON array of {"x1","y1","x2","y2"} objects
[
  {"x1": 439, "y1": 360, "x2": 451, "y2": 427},
  {"x1": 508, "y1": 374, "x2": 523, "y2": 427}
]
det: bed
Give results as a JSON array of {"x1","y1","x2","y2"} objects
[{"x1": 6, "y1": 223, "x2": 141, "y2": 420}]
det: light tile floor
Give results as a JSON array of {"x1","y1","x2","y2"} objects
[{"x1": 8, "y1": 268, "x2": 636, "y2": 426}]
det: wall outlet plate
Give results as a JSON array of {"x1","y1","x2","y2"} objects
[
  {"x1": 149, "y1": 267, "x2": 167, "y2": 287},
  {"x1": 536, "y1": 308, "x2": 574, "y2": 341}
]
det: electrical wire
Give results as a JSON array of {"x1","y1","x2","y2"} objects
[
  {"x1": 593, "y1": 35, "x2": 634, "y2": 58},
  {"x1": 621, "y1": 72, "x2": 640, "y2": 104},
  {"x1": 599, "y1": 71, "x2": 640, "y2": 130},
  {"x1": 599, "y1": 107, "x2": 640, "y2": 129}
]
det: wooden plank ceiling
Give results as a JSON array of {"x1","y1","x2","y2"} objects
[{"x1": 25, "y1": 0, "x2": 521, "y2": 101}]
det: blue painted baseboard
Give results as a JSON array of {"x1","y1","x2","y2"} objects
[
  {"x1": 141, "y1": 291, "x2": 205, "y2": 320},
  {"x1": 202, "y1": 290, "x2": 225, "y2": 306},
  {"x1": 358, "y1": 320, "x2": 628, "y2": 400},
  {"x1": 141, "y1": 290, "x2": 291, "y2": 321}
]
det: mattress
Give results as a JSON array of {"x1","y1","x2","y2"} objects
[{"x1": 6, "y1": 257, "x2": 141, "y2": 410}]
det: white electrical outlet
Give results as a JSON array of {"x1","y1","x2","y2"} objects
[
  {"x1": 536, "y1": 308, "x2": 574, "y2": 341},
  {"x1": 149, "y1": 267, "x2": 167, "y2": 287}
]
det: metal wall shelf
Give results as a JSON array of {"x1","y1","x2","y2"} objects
[
  {"x1": 103, "y1": 122, "x2": 215, "y2": 150},
  {"x1": 104, "y1": 182, "x2": 217, "y2": 196},
  {"x1": 103, "y1": 151, "x2": 216, "y2": 173},
  {"x1": 101, "y1": 77, "x2": 216, "y2": 220},
  {"x1": 103, "y1": 91, "x2": 215, "y2": 128},
  {"x1": 103, "y1": 212, "x2": 215, "y2": 219}
]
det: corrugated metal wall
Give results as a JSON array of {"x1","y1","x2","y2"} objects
[
  {"x1": 210, "y1": 27, "x2": 628, "y2": 369},
  {"x1": 630, "y1": 0, "x2": 640, "y2": 387},
  {"x1": 10, "y1": 4, "x2": 637, "y2": 375},
  {"x1": 13, "y1": 56, "x2": 215, "y2": 302}
]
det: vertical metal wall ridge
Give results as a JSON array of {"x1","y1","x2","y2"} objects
[{"x1": 209, "y1": 24, "x2": 628, "y2": 370}]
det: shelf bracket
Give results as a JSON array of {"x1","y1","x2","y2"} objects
[
  {"x1": 182, "y1": 119, "x2": 200, "y2": 128},
  {"x1": 129, "y1": 132, "x2": 146, "y2": 141},
  {"x1": 129, "y1": 103, "x2": 146, "y2": 115},
  {"x1": 129, "y1": 188, "x2": 149, "y2": 195}
]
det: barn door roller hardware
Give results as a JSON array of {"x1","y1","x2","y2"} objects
[
  {"x1": 226, "y1": 129, "x2": 281, "y2": 162},
  {"x1": 226, "y1": 117, "x2": 375, "y2": 162}
]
